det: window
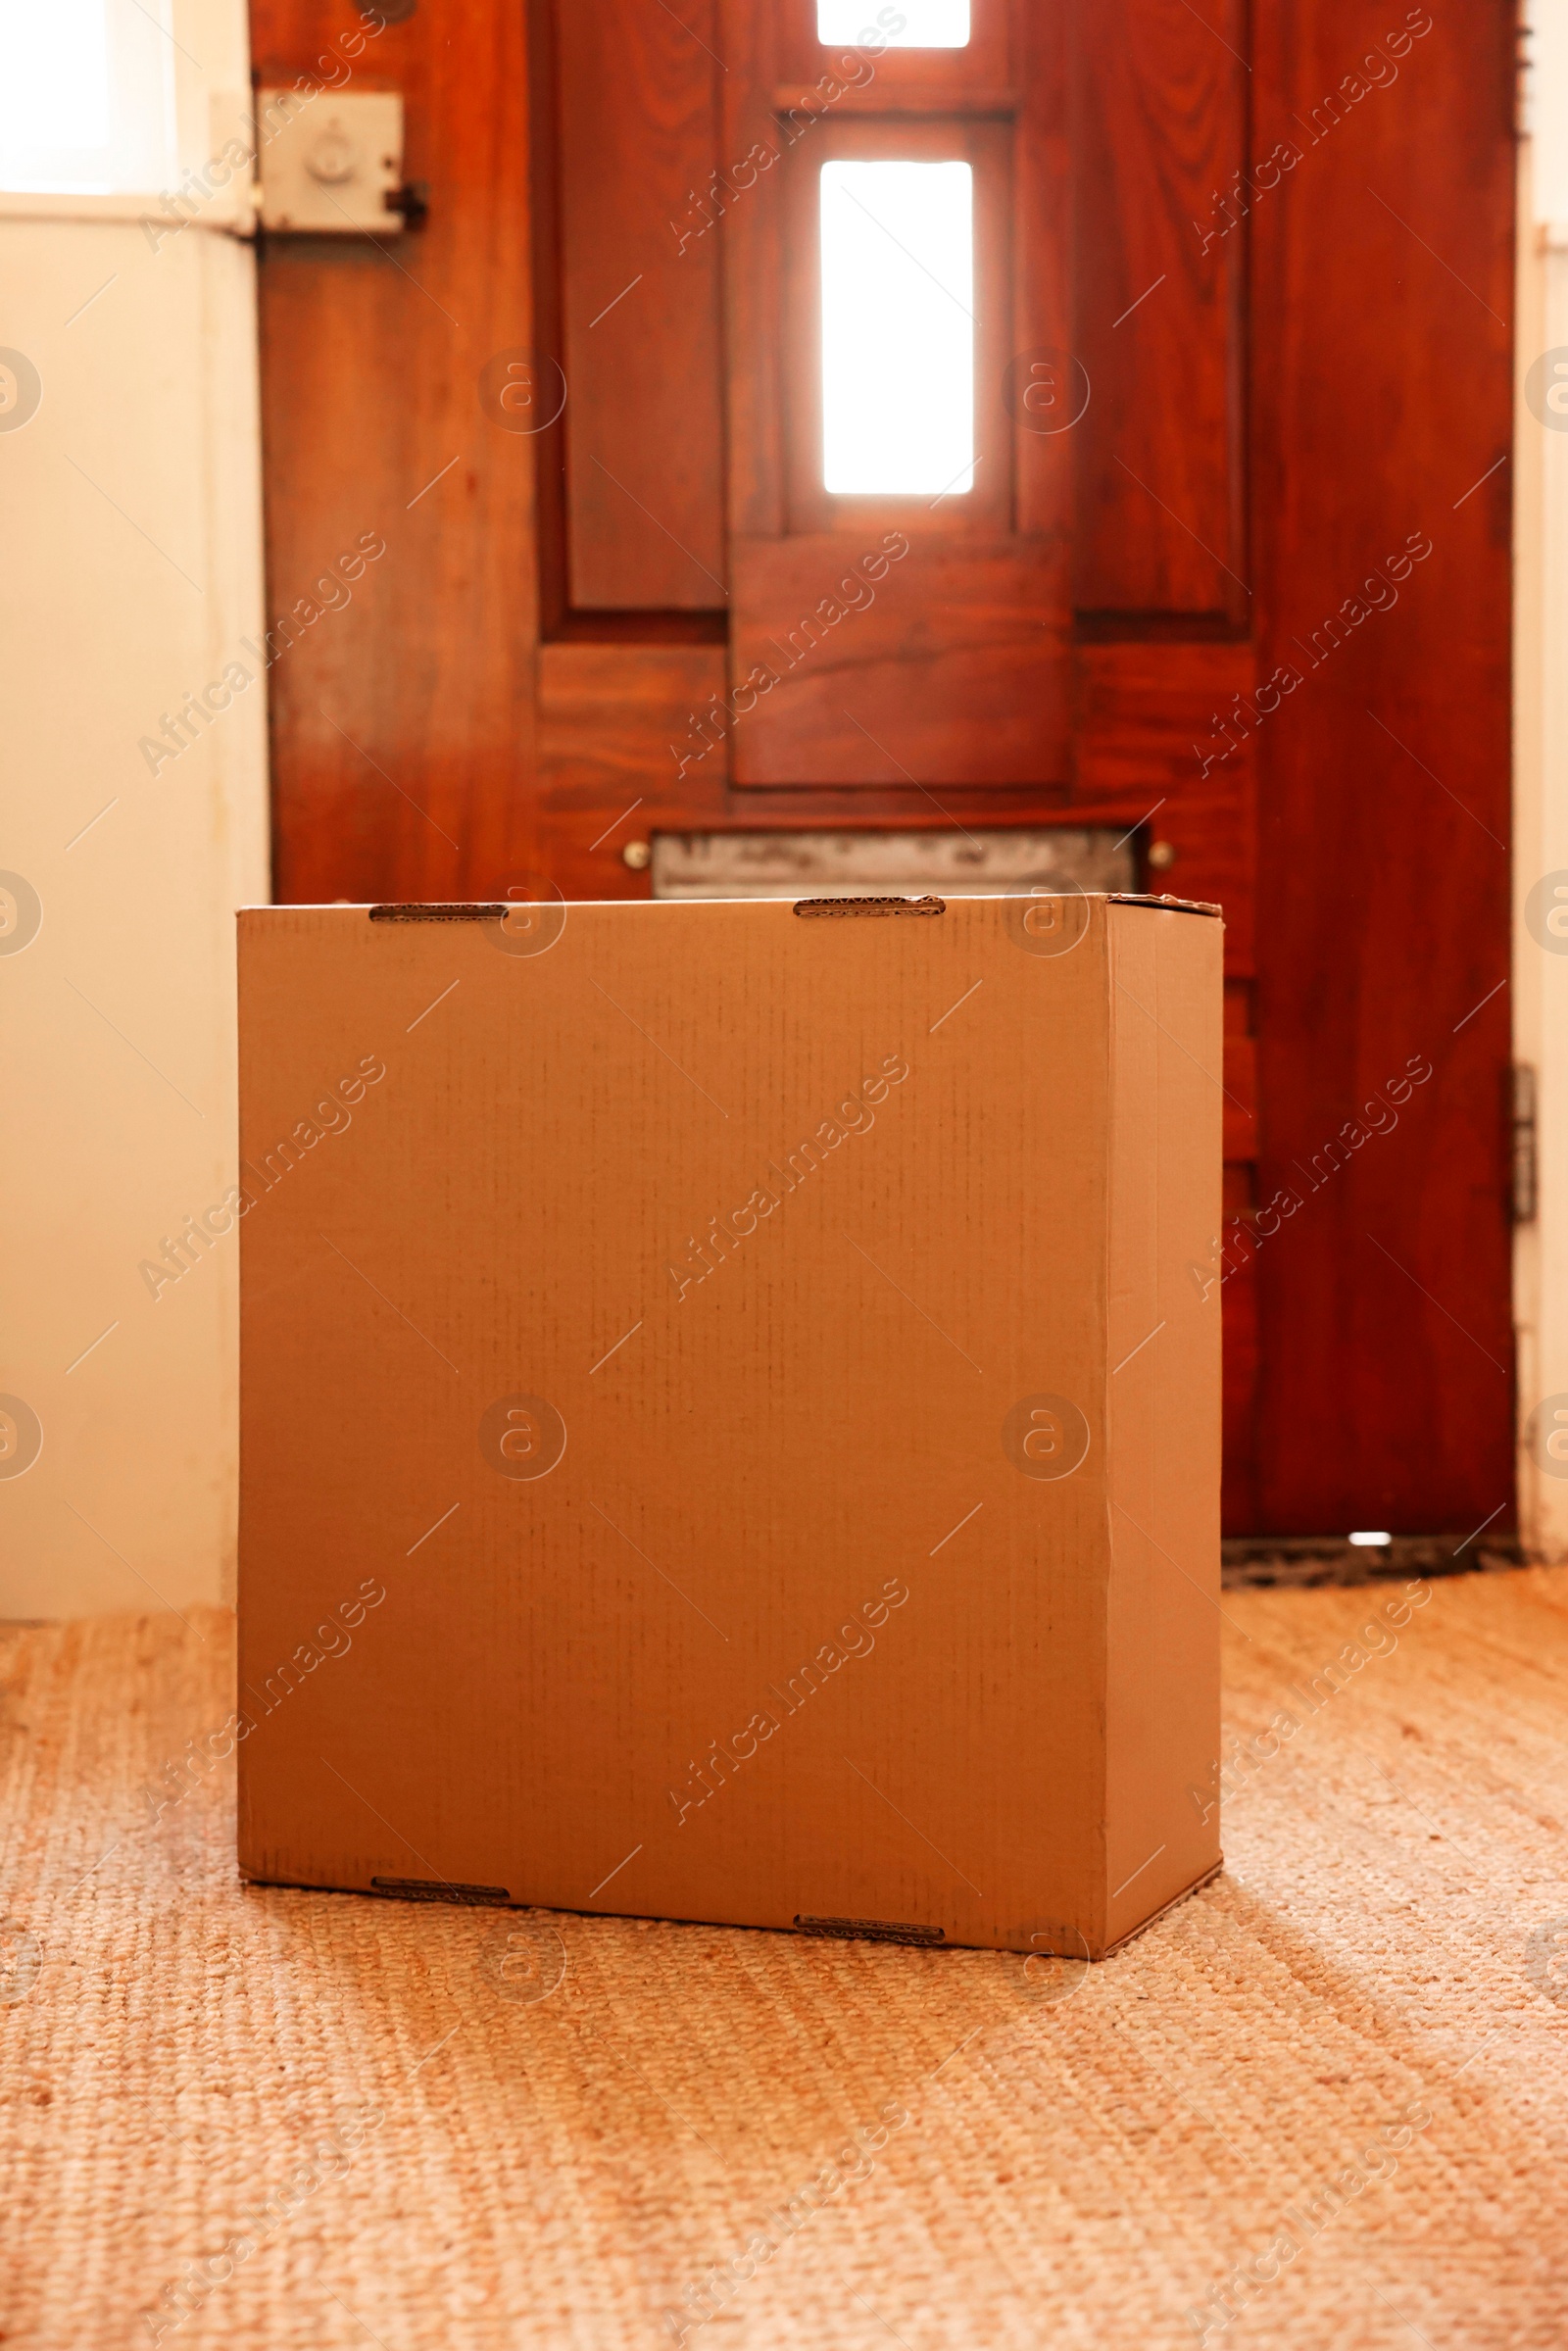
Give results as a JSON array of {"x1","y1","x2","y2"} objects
[
  {"x1": 786, "y1": 114, "x2": 1004, "y2": 531},
  {"x1": 819, "y1": 159, "x2": 974, "y2": 496},
  {"x1": 0, "y1": 0, "x2": 177, "y2": 195},
  {"x1": 816, "y1": 0, "x2": 970, "y2": 44}
]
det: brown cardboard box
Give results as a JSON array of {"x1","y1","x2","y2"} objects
[{"x1": 236, "y1": 891, "x2": 1222, "y2": 1958}]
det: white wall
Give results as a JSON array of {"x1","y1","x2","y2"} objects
[
  {"x1": 0, "y1": 2, "x2": 269, "y2": 1614},
  {"x1": 1517, "y1": 3, "x2": 1568, "y2": 1560}
]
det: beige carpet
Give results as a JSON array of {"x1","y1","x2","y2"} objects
[{"x1": 5, "y1": 1567, "x2": 1568, "y2": 2349}]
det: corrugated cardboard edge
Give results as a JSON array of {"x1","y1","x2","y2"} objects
[
  {"x1": 1101, "y1": 902, "x2": 1224, "y2": 1953},
  {"x1": 794, "y1": 1915, "x2": 947, "y2": 1946},
  {"x1": 1098, "y1": 1857, "x2": 1225, "y2": 1959},
  {"x1": 369, "y1": 1877, "x2": 511, "y2": 1906},
  {"x1": 368, "y1": 904, "x2": 508, "y2": 921},
  {"x1": 792, "y1": 896, "x2": 946, "y2": 918},
  {"x1": 1107, "y1": 893, "x2": 1223, "y2": 918},
  {"x1": 229, "y1": 1869, "x2": 1223, "y2": 1956},
  {"x1": 266, "y1": 894, "x2": 1221, "y2": 922}
]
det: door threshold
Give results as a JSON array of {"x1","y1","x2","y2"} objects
[{"x1": 1221, "y1": 1535, "x2": 1523, "y2": 1591}]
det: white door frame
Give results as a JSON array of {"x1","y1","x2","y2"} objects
[{"x1": 1516, "y1": 3, "x2": 1568, "y2": 1559}]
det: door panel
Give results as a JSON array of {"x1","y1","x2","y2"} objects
[
  {"x1": 719, "y1": 0, "x2": 1074, "y2": 785},
  {"x1": 1249, "y1": 4, "x2": 1514, "y2": 1533},
  {"x1": 729, "y1": 539, "x2": 1068, "y2": 785},
  {"x1": 549, "y1": 0, "x2": 728, "y2": 612},
  {"x1": 252, "y1": 0, "x2": 1515, "y2": 1540},
  {"x1": 1073, "y1": 0, "x2": 1249, "y2": 619}
]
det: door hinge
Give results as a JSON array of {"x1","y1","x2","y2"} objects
[{"x1": 1513, "y1": 1062, "x2": 1538, "y2": 1223}]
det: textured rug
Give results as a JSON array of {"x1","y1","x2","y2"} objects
[{"x1": 4, "y1": 1566, "x2": 1568, "y2": 2349}]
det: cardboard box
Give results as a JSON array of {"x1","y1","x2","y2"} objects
[{"x1": 236, "y1": 891, "x2": 1223, "y2": 1958}]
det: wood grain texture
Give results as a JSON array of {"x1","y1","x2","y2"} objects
[
  {"x1": 1072, "y1": 640, "x2": 1257, "y2": 976},
  {"x1": 553, "y1": 0, "x2": 727, "y2": 610},
  {"x1": 1072, "y1": 0, "x2": 1248, "y2": 617},
  {"x1": 253, "y1": 0, "x2": 539, "y2": 901},
  {"x1": 535, "y1": 642, "x2": 729, "y2": 894},
  {"x1": 1250, "y1": 0, "x2": 1514, "y2": 1534},
  {"x1": 730, "y1": 536, "x2": 1070, "y2": 784},
  {"x1": 1223, "y1": 1034, "x2": 1256, "y2": 1162}
]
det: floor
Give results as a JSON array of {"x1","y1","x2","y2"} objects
[{"x1": 4, "y1": 1565, "x2": 1568, "y2": 2348}]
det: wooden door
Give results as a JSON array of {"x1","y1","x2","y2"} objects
[{"x1": 251, "y1": 0, "x2": 1515, "y2": 1541}]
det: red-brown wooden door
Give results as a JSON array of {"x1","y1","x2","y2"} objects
[{"x1": 251, "y1": 0, "x2": 1514, "y2": 1540}]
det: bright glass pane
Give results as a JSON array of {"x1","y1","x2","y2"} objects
[
  {"x1": 0, "y1": 0, "x2": 177, "y2": 194},
  {"x1": 820, "y1": 159, "x2": 974, "y2": 497},
  {"x1": 818, "y1": 0, "x2": 971, "y2": 46}
]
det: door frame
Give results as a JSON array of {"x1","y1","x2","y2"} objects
[{"x1": 1516, "y1": 12, "x2": 1568, "y2": 1559}]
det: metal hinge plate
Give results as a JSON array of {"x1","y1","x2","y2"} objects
[{"x1": 1514, "y1": 1062, "x2": 1539, "y2": 1224}]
